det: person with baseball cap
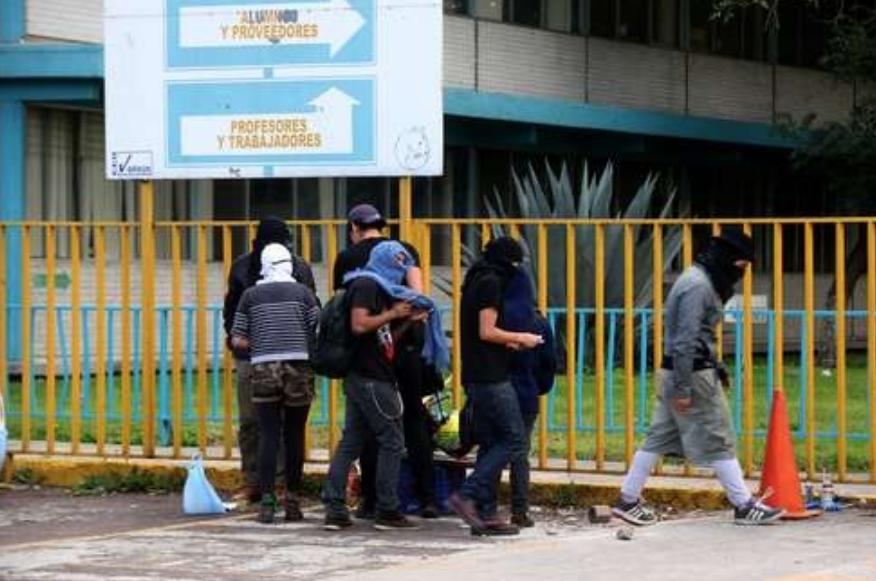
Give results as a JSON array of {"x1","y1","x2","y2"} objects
[
  {"x1": 332, "y1": 204, "x2": 442, "y2": 520},
  {"x1": 612, "y1": 228, "x2": 784, "y2": 526}
]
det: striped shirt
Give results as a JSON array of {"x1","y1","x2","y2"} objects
[{"x1": 232, "y1": 281, "x2": 320, "y2": 365}]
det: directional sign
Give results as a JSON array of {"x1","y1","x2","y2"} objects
[
  {"x1": 165, "y1": 0, "x2": 374, "y2": 67},
  {"x1": 104, "y1": 0, "x2": 442, "y2": 179}
]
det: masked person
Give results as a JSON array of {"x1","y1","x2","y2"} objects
[
  {"x1": 612, "y1": 229, "x2": 784, "y2": 526},
  {"x1": 223, "y1": 217, "x2": 316, "y2": 503},
  {"x1": 448, "y1": 237, "x2": 544, "y2": 537},
  {"x1": 231, "y1": 244, "x2": 319, "y2": 523}
]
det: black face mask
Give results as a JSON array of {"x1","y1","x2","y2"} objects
[{"x1": 695, "y1": 242, "x2": 746, "y2": 303}]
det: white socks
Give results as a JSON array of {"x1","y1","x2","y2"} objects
[
  {"x1": 620, "y1": 451, "x2": 660, "y2": 504},
  {"x1": 712, "y1": 458, "x2": 752, "y2": 508},
  {"x1": 621, "y1": 453, "x2": 752, "y2": 509}
]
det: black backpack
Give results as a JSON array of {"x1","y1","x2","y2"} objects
[{"x1": 311, "y1": 289, "x2": 355, "y2": 378}]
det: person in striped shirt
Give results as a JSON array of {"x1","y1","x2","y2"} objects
[{"x1": 231, "y1": 243, "x2": 320, "y2": 524}]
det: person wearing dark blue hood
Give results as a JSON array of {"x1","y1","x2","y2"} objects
[
  {"x1": 500, "y1": 267, "x2": 556, "y2": 528},
  {"x1": 612, "y1": 229, "x2": 785, "y2": 527},
  {"x1": 448, "y1": 237, "x2": 545, "y2": 537}
]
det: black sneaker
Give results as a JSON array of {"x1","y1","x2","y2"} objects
[
  {"x1": 323, "y1": 513, "x2": 354, "y2": 531},
  {"x1": 420, "y1": 503, "x2": 440, "y2": 519},
  {"x1": 611, "y1": 499, "x2": 658, "y2": 526},
  {"x1": 355, "y1": 503, "x2": 376, "y2": 521},
  {"x1": 511, "y1": 512, "x2": 535, "y2": 528},
  {"x1": 373, "y1": 511, "x2": 421, "y2": 531},
  {"x1": 471, "y1": 518, "x2": 520, "y2": 537},
  {"x1": 257, "y1": 494, "x2": 277, "y2": 524},
  {"x1": 284, "y1": 495, "x2": 303, "y2": 522},
  {"x1": 734, "y1": 499, "x2": 784, "y2": 525}
]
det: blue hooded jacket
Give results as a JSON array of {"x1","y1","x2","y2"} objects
[
  {"x1": 503, "y1": 268, "x2": 557, "y2": 415},
  {"x1": 343, "y1": 241, "x2": 450, "y2": 372}
]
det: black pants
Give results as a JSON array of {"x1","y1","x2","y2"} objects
[
  {"x1": 255, "y1": 402, "x2": 310, "y2": 497},
  {"x1": 361, "y1": 326, "x2": 435, "y2": 509},
  {"x1": 360, "y1": 387, "x2": 435, "y2": 508}
]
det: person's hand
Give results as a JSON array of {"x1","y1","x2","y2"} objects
[
  {"x1": 671, "y1": 397, "x2": 692, "y2": 414},
  {"x1": 516, "y1": 333, "x2": 544, "y2": 350},
  {"x1": 390, "y1": 301, "x2": 413, "y2": 319},
  {"x1": 410, "y1": 308, "x2": 430, "y2": 323},
  {"x1": 507, "y1": 342, "x2": 522, "y2": 351},
  {"x1": 231, "y1": 336, "x2": 250, "y2": 356}
]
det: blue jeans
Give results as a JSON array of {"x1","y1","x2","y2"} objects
[
  {"x1": 510, "y1": 412, "x2": 537, "y2": 514},
  {"x1": 322, "y1": 374, "x2": 405, "y2": 517},
  {"x1": 458, "y1": 381, "x2": 526, "y2": 518}
]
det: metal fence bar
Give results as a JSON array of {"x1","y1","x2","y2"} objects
[
  {"x1": 804, "y1": 222, "x2": 816, "y2": 479},
  {"x1": 835, "y1": 222, "x2": 847, "y2": 481},
  {"x1": 566, "y1": 224, "x2": 577, "y2": 469},
  {"x1": 45, "y1": 225, "x2": 57, "y2": 453},
  {"x1": 171, "y1": 226, "x2": 184, "y2": 458},
  {"x1": 95, "y1": 226, "x2": 107, "y2": 455},
  {"x1": 121, "y1": 225, "x2": 133, "y2": 456}
]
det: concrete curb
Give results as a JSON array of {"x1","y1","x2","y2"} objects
[{"x1": 6, "y1": 454, "x2": 875, "y2": 511}]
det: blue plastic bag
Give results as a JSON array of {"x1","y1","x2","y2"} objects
[
  {"x1": 0, "y1": 393, "x2": 7, "y2": 475},
  {"x1": 182, "y1": 454, "x2": 226, "y2": 515}
]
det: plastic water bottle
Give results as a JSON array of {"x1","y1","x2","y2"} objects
[{"x1": 820, "y1": 470, "x2": 840, "y2": 512}]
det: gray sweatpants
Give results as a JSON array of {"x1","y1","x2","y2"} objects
[{"x1": 641, "y1": 369, "x2": 737, "y2": 465}]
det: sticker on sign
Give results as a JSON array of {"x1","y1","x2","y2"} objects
[{"x1": 111, "y1": 151, "x2": 154, "y2": 178}]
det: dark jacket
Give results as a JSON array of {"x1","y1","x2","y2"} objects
[
  {"x1": 502, "y1": 268, "x2": 557, "y2": 415},
  {"x1": 510, "y1": 314, "x2": 557, "y2": 415},
  {"x1": 222, "y1": 252, "x2": 317, "y2": 359}
]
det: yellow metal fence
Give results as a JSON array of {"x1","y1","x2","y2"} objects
[{"x1": 1, "y1": 215, "x2": 875, "y2": 484}]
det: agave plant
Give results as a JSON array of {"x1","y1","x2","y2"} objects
[{"x1": 484, "y1": 160, "x2": 685, "y2": 311}]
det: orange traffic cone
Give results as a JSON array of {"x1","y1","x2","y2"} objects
[{"x1": 759, "y1": 390, "x2": 821, "y2": 519}]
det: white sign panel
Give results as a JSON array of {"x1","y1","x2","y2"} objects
[{"x1": 104, "y1": 0, "x2": 442, "y2": 179}]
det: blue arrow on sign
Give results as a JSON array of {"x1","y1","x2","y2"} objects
[{"x1": 164, "y1": 0, "x2": 375, "y2": 68}]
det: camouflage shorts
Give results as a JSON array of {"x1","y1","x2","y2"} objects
[{"x1": 251, "y1": 361, "x2": 315, "y2": 407}]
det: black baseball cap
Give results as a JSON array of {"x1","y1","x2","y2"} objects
[{"x1": 347, "y1": 204, "x2": 386, "y2": 229}]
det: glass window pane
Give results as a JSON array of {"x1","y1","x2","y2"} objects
[
  {"x1": 512, "y1": 0, "x2": 542, "y2": 26},
  {"x1": 444, "y1": 0, "x2": 468, "y2": 14},
  {"x1": 689, "y1": 0, "x2": 712, "y2": 51},
  {"x1": 473, "y1": 0, "x2": 503, "y2": 20},
  {"x1": 545, "y1": 0, "x2": 572, "y2": 32},
  {"x1": 714, "y1": 11, "x2": 742, "y2": 57},
  {"x1": 652, "y1": 0, "x2": 677, "y2": 46},
  {"x1": 618, "y1": 0, "x2": 648, "y2": 42},
  {"x1": 590, "y1": 0, "x2": 616, "y2": 37}
]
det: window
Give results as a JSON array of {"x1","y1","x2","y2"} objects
[
  {"x1": 444, "y1": 0, "x2": 468, "y2": 14},
  {"x1": 689, "y1": 0, "x2": 712, "y2": 51},
  {"x1": 510, "y1": 0, "x2": 541, "y2": 26},
  {"x1": 590, "y1": 0, "x2": 616, "y2": 37},
  {"x1": 545, "y1": 0, "x2": 573, "y2": 32},
  {"x1": 618, "y1": 0, "x2": 648, "y2": 42},
  {"x1": 652, "y1": 0, "x2": 678, "y2": 46},
  {"x1": 714, "y1": 10, "x2": 742, "y2": 57},
  {"x1": 473, "y1": 0, "x2": 503, "y2": 19}
]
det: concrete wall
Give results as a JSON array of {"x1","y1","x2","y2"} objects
[
  {"x1": 23, "y1": 6, "x2": 854, "y2": 127},
  {"x1": 26, "y1": 0, "x2": 102, "y2": 43}
]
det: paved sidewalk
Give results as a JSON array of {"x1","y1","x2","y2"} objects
[{"x1": 2, "y1": 488, "x2": 875, "y2": 581}]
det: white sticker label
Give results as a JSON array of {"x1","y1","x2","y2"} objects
[{"x1": 111, "y1": 151, "x2": 154, "y2": 178}]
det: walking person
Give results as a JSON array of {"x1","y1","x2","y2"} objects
[
  {"x1": 333, "y1": 204, "x2": 440, "y2": 519},
  {"x1": 231, "y1": 243, "x2": 320, "y2": 523},
  {"x1": 322, "y1": 241, "x2": 448, "y2": 531},
  {"x1": 223, "y1": 217, "x2": 316, "y2": 503},
  {"x1": 501, "y1": 266, "x2": 557, "y2": 528},
  {"x1": 612, "y1": 229, "x2": 785, "y2": 526},
  {"x1": 448, "y1": 237, "x2": 544, "y2": 536}
]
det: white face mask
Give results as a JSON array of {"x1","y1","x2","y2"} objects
[{"x1": 259, "y1": 244, "x2": 296, "y2": 284}]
